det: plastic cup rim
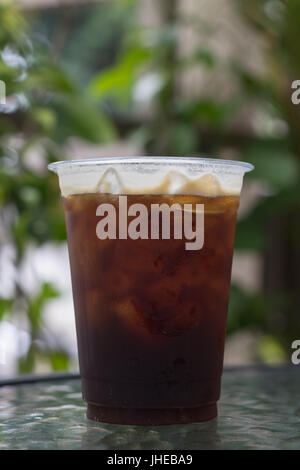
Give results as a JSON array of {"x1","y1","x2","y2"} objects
[{"x1": 48, "y1": 156, "x2": 254, "y2": 174}]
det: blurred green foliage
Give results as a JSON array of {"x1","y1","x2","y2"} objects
[
  {"x1": 1, "y1": 0, "x2": 300, "y2": 372},
  {"x1": 87, "y1": 0, "x2": 300, "y2": 361},
  {"x1": 0, "y1": 1, "x2": 117, "y2": 373}
]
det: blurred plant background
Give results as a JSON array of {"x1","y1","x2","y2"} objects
[{"x1": 0, "y1": 0, "x2": 300, "y2": 376}]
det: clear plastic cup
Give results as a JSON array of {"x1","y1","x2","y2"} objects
[{"x1": 49, "y1": 156, "x2": 253, "y2": 425}]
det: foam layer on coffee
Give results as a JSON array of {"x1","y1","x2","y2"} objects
[{"x1": 57, "y1": 162, "x2": 246, "y2": 197}]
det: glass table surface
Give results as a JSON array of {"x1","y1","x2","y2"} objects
[{"x1": 0, "y1": 366, "x2": 300, "y2": 450}]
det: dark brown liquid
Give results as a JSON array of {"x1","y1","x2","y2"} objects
[{"x1": 63, "y1": 193, "x2": 239, "y2": 424}]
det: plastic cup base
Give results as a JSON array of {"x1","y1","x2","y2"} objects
[{"x1": 86, "y1": 402, "x2": 217, "y2": 426}]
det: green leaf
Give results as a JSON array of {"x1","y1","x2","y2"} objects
[
  {"x1": 27, "y1": 65, "x2": 77, "y2": 95},
  {"x1": 0, "y1": 3, "x2": 27, "y2": 44},
  {"x1": 12, "y1": 212, "x2": 31, "y2": 260},
  {"x1": 89, "y1": 46, "x2": 150, "y2": 100},
  {"x1": 27, "y1": 282, "x2": 59, "y2": 333},
  {"x1": 55, "y1": 95, "x2": 117, "y2": 143},
  {"x1": 0, "y1": 61, "x2": 23, "y2": 94},
  {"x1": 235, "y1": 184, "x2": 300, "y2": 251},
  {"x1": 235, "y1": 217, "x2": 266, "y2": 251},
  {"x1": 31, "y1": 107, "x2": 57, "y2": 133},
  {"x1": 233, "y1": 65, "x2": 277, "y2": 101},
  {"x1": 18, "y1": 347, "x2": 35, "y2": 374},
  {"x1": 48, "y1": 350, "x2": 70, "y2": 371},
  {"x1": 167, "y1": 123, "x2": 198, "y2": 155},
  {"x1": 192, "y1": 47, "x2": 216, "y2": 68},
  {"x1": 176, "y1": 98, "x2": 236, "y2": 126},
  {"x1": 240, "y1": 142, "x2": 299, "y2": 190},
  {"x1": 227, "y1": 284, "x2": 268, "y2": 333},
  {"x1": 257, "y1": 335, "x2": 286, "y2": 364},
  {"x1": 0, "y1": 298, "x2": 13, "y2": 321}
]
